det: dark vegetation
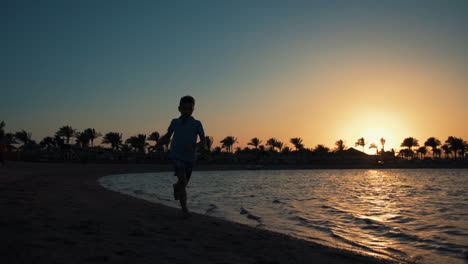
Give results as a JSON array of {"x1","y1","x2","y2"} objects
[{"x1": 1, "y1": 121, "x2": 467, "y2": 168}]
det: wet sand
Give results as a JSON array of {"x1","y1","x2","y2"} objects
[{"x1": 0, "y1": 162, "x2": 399, "y2": 264}]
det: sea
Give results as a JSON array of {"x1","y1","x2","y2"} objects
[{"x1": 99, "y1": 169, "x2": 468, "y2": 264}]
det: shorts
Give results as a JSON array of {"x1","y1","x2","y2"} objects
[{"x1": 172, "y1": 159, "x2": 194, "y2": 181}]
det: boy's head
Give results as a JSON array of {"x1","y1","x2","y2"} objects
[{"x1": 178, "y1": 95, "x2": 195, "y2": 118}]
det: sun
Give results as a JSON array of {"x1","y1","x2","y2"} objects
[
  {"x1": 336, "y1": 108, "x2": 412, "y2": 154},
  {"x1": 362, "y1": 127, "x2": 390, "y2": 153}
]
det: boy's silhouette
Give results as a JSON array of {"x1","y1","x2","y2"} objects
[{"x1": 158, "y1": 96, "x2": 205, "y2": 218}]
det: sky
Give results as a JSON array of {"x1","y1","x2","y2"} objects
[{"x1": 2, "y1": 0, "x2": 468, "y2": 152}]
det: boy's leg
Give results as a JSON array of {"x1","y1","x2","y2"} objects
[{"x1": 175, "y1": 170, "x2": 188, "y2": 213}]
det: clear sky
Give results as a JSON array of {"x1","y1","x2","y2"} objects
[{"x1": 2, "y1": 0, "x2": 467, "y2": 152}]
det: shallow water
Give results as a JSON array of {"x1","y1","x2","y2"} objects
[{"x1": 99, "y1": 169, "x2": 468, "y2": 264}]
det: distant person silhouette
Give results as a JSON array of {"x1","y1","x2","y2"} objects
[{"x1": 158, "y1": 95, "x2": 205, "y2": 218}]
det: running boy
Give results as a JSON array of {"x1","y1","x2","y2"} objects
[{"x1": 158, "y1": 95, "x2": 205, "y2": 217}]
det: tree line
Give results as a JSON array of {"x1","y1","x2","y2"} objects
[{"x1": 0, "y1": 121, "x2": 466, "y2": 160}]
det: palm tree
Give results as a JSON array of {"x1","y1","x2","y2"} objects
[
  {"x1": 247, "y1": 137, "x2": 262, "y2": 149},
  {"x1": 126, "y1": 134, "x2": 147, "y2": 153},
  {"x1": 56, "y1": 125, "x2": 76, "y2": 144},
  {"x1": 433, "y1": 148, "x2": 441, "y2": 158},
  {"x1": 282, "y1": 146, "x2": 292, "y2": 154},
  {"x1": 380, "y1": 138, "x2": 386, "y2": 152},
  {"x1": 334, "y1": 139, "x2": 347, "y2": 152},
  {"x1": 220, "y1": 136, "x2": 237, "y2": 153},
  {"x1": 313, "y1": 144, "x2": 330, "y2": 155},
  {"x1": 369, "y1": 143, "x2": 379, "y2": 155},
  {"x1": 213, "y1": 146, "x2": 222, "y2": 153},
  {"x1": 276, "y1": 141, "x2": 284, "y2": 152},
  {"x1": 290, "y1": 137, "x2": 304, "y2": 151},
  {"x1": 40, "y1": 136, "x2": 55, "y2": 150},
  {"x1": 83, "y1": 128, "x2": 101, "y2": 147},
  {"x1": 266, "y1": 138, "x2": 278, "y2": 152},
  {"x1": 14, "y1": 130, "x2": 32, "y2": 145},
  {"x1": 135, "y1": 134, "x2": 148, "y2": 153},
  {"x1": 400, "y1": 137, "x2": 419, "y2": 159},
  {"x1": 462, "y1": 140, "x2": 468, "y2": 159},
  {"x1": 445, "y1": 136, "x2": 464, "y2": 160},
  {"x1": 75, "y1": 132, "x2": 91, "y2": 148},
  {"x1": 417, "y1": 146, "x2": 427, "y2": 159},
  {"x1": 148, "y1": 131, "x2": 160, "y2": 152},
  {"x1": 424, "y1": 137, "x2": 441, "y2": 159},
  {"x1": 14, "y1": 130, "x2": 36, "y2": 150},
  {"x1": 102, "y1": 132, "x2": 122, "y2": 151},
  {"x1": 355, "y1": 137, "x2": 366, "y2": 153},
  {"x1": 441, "y1": 144, "x2": 451, "y2": 159},
  {"x1": 4, "y1": 133, "x2": 17, "y2": 151}
]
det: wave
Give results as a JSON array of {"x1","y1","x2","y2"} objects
[
  {"x1": 240, "y1": 207, "x2": 262, "y2": 223},
  {"x1": 205, "y1": 203, "x2": 217, "y2": 215}
]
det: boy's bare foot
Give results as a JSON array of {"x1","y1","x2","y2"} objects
[{"x1": 182, "y1": 209, "x2": 192, "y2": 219}]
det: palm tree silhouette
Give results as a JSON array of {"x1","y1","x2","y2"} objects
[
  {"x1": 380, "y1": 138, "x2": 386, "y2": 152},
  {"x1": 83, "y1": 128, "x2": 101, "y2": 147},
  {"x1": 424, "y1": 137, "x2": 441, "y2": 159},
  {"x1": 4, "y1": 132, "x2": 17, "y2": 151},
  {"x1": 441, "y1": 144, "x2": 451, "y2": 159},
  {"x1": 462, "y1": 140, "x2": 468, "y2": 159},
  {"x1": 334, "y1": 139, "x2": 347, "y2": 152},
  {"x1": 445, "y1": 136, "x2": 464, "y2": 160},
  {"x1": 75, "y1": 132, "x2": 90, "y2": 148},
  {"x1": 148, "y1": 131, "x2": 160, "y2": 152},
  {"x1": 14, "y1": 130, "x2": 33, "y2": 146},
  {"x1": 355, "y1": 137, "x2": 366, "y2": 153},
  {"x1": 247, "y1": 137, "x2": 262, "y2": 149},
  {"x1": 276, "y1": 141, "x2": 284, "y2": 152},
  {"x1": 220, "y1": 136, "x2": 237, "y2": 153},
  {"x1": 417, "y1": 146, "x2": 427, "y2": 159},
  {"x1": 136, "y1": 134, "x2": 148, "y2": 153},
  {"x1": 126, "y1": 134, "x2": 147, "y2": 153},
  {"x1": 313, "y1": 144, "x2": 330, "y2": 155},
  {"x1": 400, "y1": 137, "x2": 419, "y2": 159},
  {"x1": 102, "y1": 132, "x2": 123, "y2": 151},
  {"x1": 282, "y1": 146, "x2": 292, "y2": 154},
  {"x1": 40, "y1": 136, "x2": 55, "y2": 150},
  {"x1": 369, "y1": 143, "x2": 379, "y2": 155},
  {"x1": 266, "y1": 138, "x2": 278, "y2": 152},
  {"x1": 433, "y1": 148, "x2": 441, "y2": 158},
  {"x1": 290, "y1": 137, "x2": 304, "y2": 151},
  {"x1": 56, "y1": 126, "x2": 76, "y2": 144}
]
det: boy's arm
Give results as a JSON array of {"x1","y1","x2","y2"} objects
[
  {"x1": 197, "y1": 121, "x2": 206, "y2": 150},
  {"x1": 157, "y1": 131, "x2": 173, "y2": 146},
  {"x1": 198, "y1": 136, "x2": 206, "y2": 151},
  {"x1": 157, "y1": 120, "x2": 175, "y2": 147}
]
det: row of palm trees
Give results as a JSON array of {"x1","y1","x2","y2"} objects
[
  {"x1": 218, "y1": 135, "x2": 467, "y2": 160},
  {"x1": 1, "y1": 121, "x2": 466, "y2": 160}
]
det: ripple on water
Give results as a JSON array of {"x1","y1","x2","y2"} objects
[{"x1": 100, "y1": 169, "x2": 468, "y2": 264}]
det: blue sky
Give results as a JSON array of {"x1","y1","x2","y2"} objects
[{"x1": 2, "y1": 0, "x2": 467, "y2": 150}]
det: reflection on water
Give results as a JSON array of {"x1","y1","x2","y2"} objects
[{"x1": 100, "y1": 169, "x2": 468, "y2": 264}]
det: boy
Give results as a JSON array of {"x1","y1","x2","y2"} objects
[{"x1": 158, "y1": 95, "x2": 205, "y2": 218}]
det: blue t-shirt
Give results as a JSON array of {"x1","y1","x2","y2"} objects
[{"x1": 168, "y1": 117, "x2": 205, "y2": 161}]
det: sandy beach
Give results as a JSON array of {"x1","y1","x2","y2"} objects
[{"x1": 0, "y1": 162, "x2": 399, "y2": 264}]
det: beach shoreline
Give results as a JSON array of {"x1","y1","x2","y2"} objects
[{"x1": 1, "y1": 162, "x2": 401, "y2": 264}]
